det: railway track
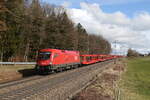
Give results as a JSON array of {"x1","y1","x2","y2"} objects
[
  {"x1": 0, "y1": 76, "x2": 43, "y2": 89},
  {"x1": 0, "y1": 60, "x2": 115, "y2": 100}
]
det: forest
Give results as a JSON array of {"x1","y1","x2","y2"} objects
[{"x1": 0, "y1": 0, "x2": 111, "y2": 62}]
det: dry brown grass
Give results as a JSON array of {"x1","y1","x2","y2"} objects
[
  {"x1": 73, "y1": 59, "x2": 126, "y2": 100},
  {"x1": 0, "y1": 65, "x2": 35, "y2": 83}
]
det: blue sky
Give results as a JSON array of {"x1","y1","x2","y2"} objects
[
  {"x1": 102, "y1": 1, "x2": 150, "y2": 17},
  {"x1": 42, "y1": 0, "x2": 150, "y2": 17}
]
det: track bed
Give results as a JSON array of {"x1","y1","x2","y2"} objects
[{"x1": 0, "y1": 60, "x2": 115, "y2": 100}]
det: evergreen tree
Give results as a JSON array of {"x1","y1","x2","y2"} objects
[
  {"x1": 1, "y1": 0, "x2": 24, "y2": 61},
  {"x1": 76, "y1": 23, "x2": 88, "y2": 54}
]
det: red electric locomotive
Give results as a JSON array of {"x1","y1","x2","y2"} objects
[{"x1": 35, "y1": 49, "x2": 81, "y2": 73}]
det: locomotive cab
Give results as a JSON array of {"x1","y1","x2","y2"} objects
[
  {"x1": 35, "y1": 50, "x2": 53, "y2": 73},
  {"x1": 37, "y1": 52, "x2": 52, "y2": 66}
]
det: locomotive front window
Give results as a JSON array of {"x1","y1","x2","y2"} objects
[{"x1": 38, "y1": 52, "x2": 51, "y2": 60}]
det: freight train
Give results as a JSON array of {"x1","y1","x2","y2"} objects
[{"x1": 35, "y1": 48, "x2": 122, "y2": 74}]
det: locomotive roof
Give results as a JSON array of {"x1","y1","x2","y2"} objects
[{"x1": 39, "y1": 48, "x2": 79, "y2": 54}]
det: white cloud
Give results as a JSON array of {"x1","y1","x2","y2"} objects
[
  {"x1": 67, "y1": 2, "x2": 150, "y2": 54},
  {"x1": 131, "y1": 12, "x2": 150, "y2": 31},
  {"x1": 61, "y1": 1, "x2": 71, "y2": 8}
]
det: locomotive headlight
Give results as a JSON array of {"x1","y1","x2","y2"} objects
[{"x1": 50, "y1": 62, "x2": 52, "y2": 65}]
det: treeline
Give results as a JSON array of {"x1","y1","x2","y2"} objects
[
  {"x1": 127, "y1": 49, "x2": 140, "y2": 57},
  {"x1": 0, "y1": 0, "x2": 111, "y2": 62},
  {"x1": 127, "y1": 48, "x2": 148, "y2": 57}
]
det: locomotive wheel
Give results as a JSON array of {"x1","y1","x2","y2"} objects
[
  {"x1": 71, "y1": 65, "x2": 75, "y2": 69},
  {"x1": 74, "y1": 65, "x2": 78, "y2": 68},
  {"x1": 56, "y1": 67, "x2": 63, "y2": 72}
]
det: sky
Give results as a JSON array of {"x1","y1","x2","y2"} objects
[{"x1": 42, "y1": 0, "x2": 150, "y2": 55}]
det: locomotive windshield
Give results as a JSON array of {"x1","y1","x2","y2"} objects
[{"x1": 38, "y1": 52, "x2": 51, "y2": 60}]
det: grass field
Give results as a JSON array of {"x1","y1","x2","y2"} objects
[{"x1": 120, "y1": 57, "x2": 150, "y2": 100}]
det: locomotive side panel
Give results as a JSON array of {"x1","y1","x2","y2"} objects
[{"x1": 52, "y1": 51, "x2": 80, "y2": 65}]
